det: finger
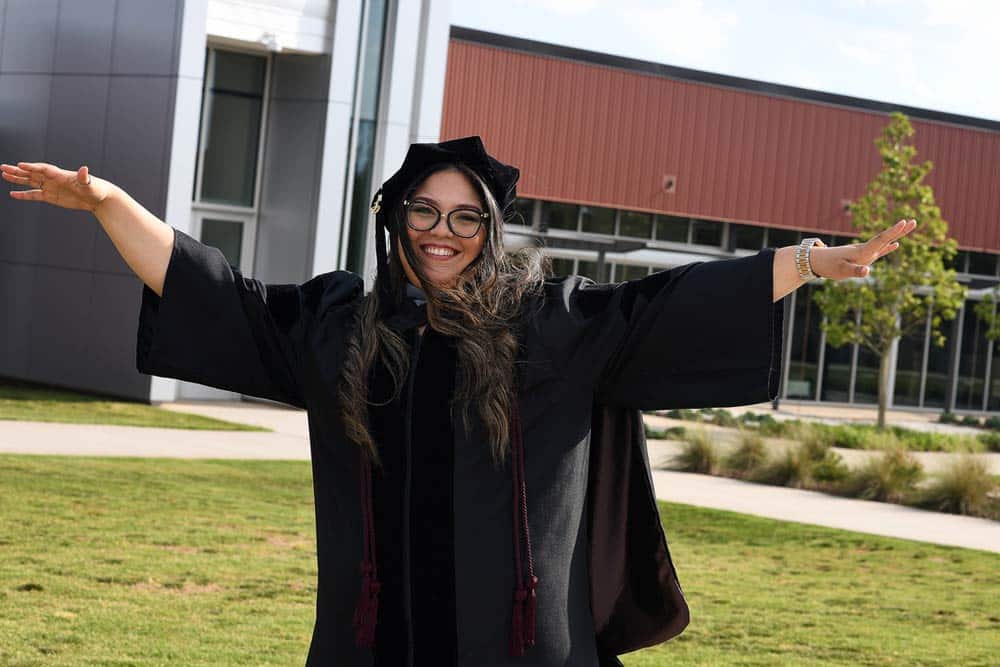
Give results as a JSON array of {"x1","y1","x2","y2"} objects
[
  {"x1": 17, "y1": 162, "x2": 58, "y2": 179},
  {"x1": 9, "y1": 189, "x2": 44, "y2": 201},
  {"x1": 1, "y1": 164, "x2": 32, "y2": 179},
  {"x1": 1, "y1": 170, "x2": 32, "y2": 185},
  {"x1": 78, "y1": 165, "x2": 91, "y2": 186},
  {"x1": 869, "y1": 219, "x2": 911, "y2": 247},
  {"x1": 874, "y1": 241, "x2": 899, "y2": 260}
]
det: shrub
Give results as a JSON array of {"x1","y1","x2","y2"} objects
[
  {"x1": 811, "y1": 450, "x2": 851, "y2": 487},
  {"x1": 960, "y1": 414, "x2": 982, "y2": 428},
  {"x1": 749, "y1": 445, "x2": 811, "y2": 488},
  {"x1": 644, "y1": 423, "x2": 667, "y2": 440},
  {"x1": 939, "y1": 411, "x2": 958, "y2": 424},
  {"x1": 979, "y1": 432, "x2": 1000, "y2": 453},
  {"x1": 840, "y1": 447, "x2": 924, "y2": 503},
  {"x1": 710, "y1": 409, "x2": 739, "y2": 428},
  {"x1": 912, "y1": 455, "x2": 1000, "y2": 519},
  {"x1": 669, "y1": 428, "x2": 718, "y2": 474},
  {"x1": 984, "y1": 416, "x2": 1000, "y2": 431},
  {"x1": 722, "y1": 429, "x2": 767, "y2": 478}
]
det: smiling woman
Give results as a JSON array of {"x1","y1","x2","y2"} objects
[{"x1": 1, "y1": 133, "x2": 918, "y2": 667}]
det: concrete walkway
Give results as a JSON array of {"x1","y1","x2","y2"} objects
[{"x1": 1, "y1": 400, "x2": 998, "y2": 554}]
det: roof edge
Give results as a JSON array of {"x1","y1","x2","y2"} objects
[{"x1": 450, "y1": 25, "x2": 1000, "y2": 134}]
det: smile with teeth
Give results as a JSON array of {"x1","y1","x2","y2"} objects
[{"x1": 421, "y1": 244, "x2": 458, "y2": 258}]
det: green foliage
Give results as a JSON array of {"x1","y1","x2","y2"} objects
[
  {"x1": 960, "y1": 414, "x2": 983, "y2": 427},
  {"x1": 938, "y1": 410, "x2": 958, "y2": 424},
  {"x1": 979, "y1": 432, "x2": 1000, "y2": 453},
  {"x1": 983, "y1": 416, "x2": 1000, "y2": 431},
  {"x1": 913, "y1": 455, "x2": 1000, "y2": 519},
  {"x1": 671, "y1": 428, "x2": 719, "y2": 474},
  {"x1": 811, "y1": 112, "x2": 966, "y2": 428},
  {"x1": 840, "y1": 447, "x2": 924, "y2": 503},
  {"x1": 722, "y1": 429, "x2": 768, "y2": 478}
]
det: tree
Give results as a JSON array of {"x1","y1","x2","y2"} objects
[{"x1": 812, "y1": 112, "x2": 965, "y2": 429}]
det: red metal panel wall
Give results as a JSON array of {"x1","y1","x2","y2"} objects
[{"x1": 441, "y1": 39, "x2": 1000, "y2": 251}]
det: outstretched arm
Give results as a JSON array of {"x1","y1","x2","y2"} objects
[{"x1": 771, "y1": 218, "x2": 918, "y2": 302}]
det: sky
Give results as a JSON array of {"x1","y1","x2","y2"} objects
[{"x1": 450, "y1": 0, "x2": 1000, "y2": 123}]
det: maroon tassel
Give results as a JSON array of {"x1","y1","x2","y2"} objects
[
  {"x1": 524, "y1": 575, "x2": 538, "y2": 647},
  {"x1": 510, "y1": 586, "x2": 527, "y2": 656},
  {"x1": 353, "y1": 561, "x2": 381, "y2": 648}
]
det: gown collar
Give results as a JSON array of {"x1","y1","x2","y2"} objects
[{"x1": 382, "y1": 282, "x2": 428, "y2": 332}]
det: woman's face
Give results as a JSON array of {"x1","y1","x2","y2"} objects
[{"x1": 397, "y1": 168, "x2": 487, "y2": 288}]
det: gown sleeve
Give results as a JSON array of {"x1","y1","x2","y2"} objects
[
  {"x1": 536, "y1": 247, "x2": 785, "y2": 410},
  {"x1": 135, "y1": 227, "x2": 360, "y2": 409}
]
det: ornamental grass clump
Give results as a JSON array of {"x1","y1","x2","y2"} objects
[
  {"x1": 749, "y1": 438, "x2": 848, "y2": 490},
  {"x1": 840, "y1": 446, "x2": 924, "y2": 503},
  {"x1": 670, "y1": 427, "x2": 718, "y2": 474},
  {"x1": 912, "y1": 455, "x2": 1000, "y2": 519},
  {"x1": 722, "y1": 428, "x2": 768, "y2": 479}
]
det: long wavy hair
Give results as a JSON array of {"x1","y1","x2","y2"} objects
[{"x1": 337, "y1": 162, "x2": 549, "y2": 471}]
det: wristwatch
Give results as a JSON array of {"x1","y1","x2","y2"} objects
[{"x1": 795, "y1": 237, "x2": 826, "y2": 280}]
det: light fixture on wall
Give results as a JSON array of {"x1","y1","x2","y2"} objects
[{"x1": 662, "y1": 174, "x2": 677, "y2": 194}]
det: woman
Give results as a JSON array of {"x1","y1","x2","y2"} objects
[{"x1": 1, "y1": 137, "x2": 915, "y2": 666}]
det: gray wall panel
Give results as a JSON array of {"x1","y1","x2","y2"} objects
[
  {"x1": 0, "y1": 1, "x2": 181, "y2": 403},
  {"x1": 0, "y1": 262, "x2": 33, "y2": 378},
  {"x1": 254, "y1": 54, "x2": 329, "y2": 284},
  {"x1": 95, "y1": 75, "x2": 173, "y2": 275},
  {"x1": 0, "y1": 73, "x2": 51, "y2": 265},
  {"x1": 111, "y1": 0, "x2": 180, "y2": 76},
  {"x1": 54, "y1": 0, "x2": 116, "y2": 74},
  {"x1": 0, "y1": 0, "x2": 58, "y2": 73}
]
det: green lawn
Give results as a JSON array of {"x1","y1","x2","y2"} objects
[
  {"x1": 1, "y1": 455, "x2": 997, "y2": 666},
  {"x1": 0, "y1": 378, "x2": 268, "y2": 430}
]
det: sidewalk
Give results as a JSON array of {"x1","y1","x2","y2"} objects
[{"x1": 1, "y1": 400, "x2": 998, "y2": 553}]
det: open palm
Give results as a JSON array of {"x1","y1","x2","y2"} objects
[
  {"x1": 1, "y1": 162, "x2": 113, "y2": 212},
  {"x1": 813, "y1": 219, "x2": 918, "y2": 280}
]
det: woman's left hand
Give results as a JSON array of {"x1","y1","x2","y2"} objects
[{"x1": 811, "y1": 218, "x2": 917, "y2": 280}]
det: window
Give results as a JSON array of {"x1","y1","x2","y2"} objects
[
  {"x1": 510, "y1": 197, "x2": 535, "y2": 227},
  {"x1": 655, "y1": 214, "x2": 688, "y2": 242},
  {"x1": 201, "y1": 219, "x2": 244, "y2": 267},
  {"x1": 616, "y1": 264, "x2": 649, "y2": 281},
  {"x1": 618, "y1": 211, "x2": 652, "y2": 239},
  {"x1": 196, "y1": 50, "x2": 267, "y2": 206},
  {"x1": 548, "y1": 257, "x2": 575, "y2": 277},
  {"x1": 728, "y1": 223, "x2": 765, "y2": 251},
  {"x1": 541, "y1": 201, "x2": 579, "y2": 231},
  {"x1": 968, "y1": 251, "x2": 997, "y2": 276},
  {"x1": 767, "y1": 227, "x2": 800, "y2": 248},
  {"x1": 691, "y1": 220, "x2": 722, "y2": 247},
  {"x1": 580, "y1": 205, "x2": 616, "y2": 235},
  {"x1": 577, "y1": 260, "x2": 602, "y2": 281}
]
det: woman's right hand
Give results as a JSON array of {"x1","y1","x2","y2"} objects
[{"x1": 1, "y1": 162, "x2": 116, "y2": 213}]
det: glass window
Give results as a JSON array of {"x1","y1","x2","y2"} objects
[
  {"x1": 945, "y1": 250, "x2": 969, "y2": 273},
  {"x1": 728, "y1": 223, "x2": 765, "y2": 251},
  {"x1": 655, "y1": 214, "x2": 688, "y2": 242},
  {"x1": 580, "y1": 205, "x2": 615, "y2": 235},
  {"x1": 618, "y1": 211, "x2": 652, "y2": 238},
  {"x1": 955, "y1": 300, "x2": 990, "y2": 410},
  {"x1": 831, "y1": 235, "x2": 854, "y2": 246},
  {"x1": 691, "y1": 219, "x2": 722, "y2": 247},
  {"x1": 548, "y1": 257, "x2": 575, "y2": 277},
  {"x1": 198, "y1": 50, "x2": 267, "y2": 207},
  {"x1": 541, "y1": 201, "x2": 579, "y2": 231},
  {"x1": 510, "y1": 197, "x2": 534, "y2": 227},
  {"x1": 767, "y1": 227, "x2": 800, "y2": 248},
  {"x1": 616, "y1": 264, "x2": 649, "y2": 281},
  {"x1": 577, "y1": 260, "x2": 602, "y2": 281},
  {"x1": 820, "y1": 337, "x2": 852, "y2": 403},
  {"x1": 967, "y1": 251, "x2": 997, "y2": 276},
  {"x1": 787, "y1": 284, "x2": 823, "y2": 400},
  {"x1": 344, "y1": 0, "x2": 389, "y2": 274},
  {"x1": 894, "y1": 295, "x2": 929, "y2": 407},
  {"x1": 201, "y1": 218, "x2": 244, "y2": 267},
  {"x1": 924, "y1": 305, "x2": 957, "y2": 409}
]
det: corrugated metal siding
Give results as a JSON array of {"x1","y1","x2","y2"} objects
[{"x1": 441, "y1": 40, "x2": 1000, "y2": 250}]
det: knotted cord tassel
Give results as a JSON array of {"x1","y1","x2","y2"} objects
[
  {"x1": 353, "y1": 562, "x2": 381, "y2": 648},
  {"x1": 524, "y1": 574, "x2": 538, "y2": 648},
  {"x1": 510, "y1": 586, "x2": 527, "y2": 656}
]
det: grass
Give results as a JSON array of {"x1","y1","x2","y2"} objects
[
  {"x1": 0, "y1": 378, "x2": 269, "y2": 431},
  {"x1": 2, "y1": 455, "x2": 999, "y2": 666}
]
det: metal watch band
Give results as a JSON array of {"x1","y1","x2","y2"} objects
[{"x1": 795, "y1": 237, "x2": 825, "y2": 280}]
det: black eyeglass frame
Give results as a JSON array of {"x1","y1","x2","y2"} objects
[{"x1": 402, "y1": 198, "x2": 490, "y2": 238}]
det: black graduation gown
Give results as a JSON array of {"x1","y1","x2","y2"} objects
[{"x1": 136, "y1": 228, "x2": 784, "y2": 666}]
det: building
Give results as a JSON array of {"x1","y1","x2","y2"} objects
[
  {"x1": 0, "y1": 0, "x2": 449, "y2": 404},
  {"x1": 442, "y1": 27, "x2": 1000, "y2": 416},
  {"x1": 3, "y1": 7, "x2": 999, "y2": 416}
]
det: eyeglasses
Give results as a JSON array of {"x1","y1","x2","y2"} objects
[{"x1": 403, "y1": 198, "x2": 489, "y2": 238}]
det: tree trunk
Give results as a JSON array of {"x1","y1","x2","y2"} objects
[{"x1": 877, "y1": 346, "x2": 892, "y2": 430}]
